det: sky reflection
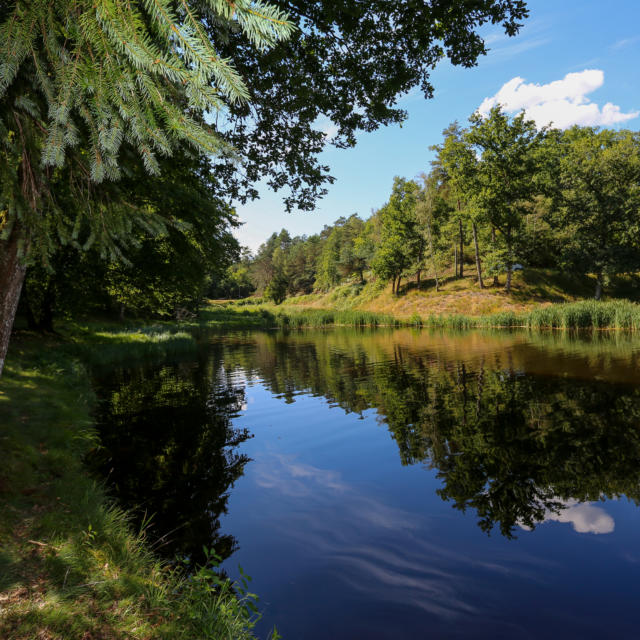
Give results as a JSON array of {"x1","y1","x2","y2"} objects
[{"x1": 520, "y1": 499, "x2": 615, "y2": 534}]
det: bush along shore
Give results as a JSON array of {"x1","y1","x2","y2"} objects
[
  {"x1": 215, "y1": 298, "x2": 640, "y2": 331},
  {"x1": 0, "y1": 330, "x2": 277, "y2": 640}
]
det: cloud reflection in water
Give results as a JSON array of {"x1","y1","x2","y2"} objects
[
  {"x1": 251, "y1": 453, "x2": 554, "y2": 623},
  {"x1": 520, "y1": 499, "x2": 614, "y2": 534}
]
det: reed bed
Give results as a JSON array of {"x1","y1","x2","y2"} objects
[
  {"x1": 272, "y1": 309, "x2": 401, "y2": 328},
  {"x1": 228, "y1": 300, "x2": 640, "y2": 332},
  {"x1": 523, "y1": 300, "x2": 640, "y2": 330}
]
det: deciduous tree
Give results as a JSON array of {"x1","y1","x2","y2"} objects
[
  {"x1": 466, "y1": 107, "x2": 547, "y2": 292},
  {"x1": 550, "y1": 127, "x2": 640, "y2": 299}
]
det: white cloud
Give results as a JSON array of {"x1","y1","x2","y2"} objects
[
  {"x1": 520, "y1": 499, "x2": 614, "y2": 535},
  {"x1": 611, "y1": 36, "x2": 640, "y2": 50},
  {"x1": 478, "y1": 69, "x2": 639, "y2": 129},
  {"x1": 253, "y1": 453, "x2": 347, "y2": 497}
]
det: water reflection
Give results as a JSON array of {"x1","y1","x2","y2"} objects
[
  {"x1": 217, "y1": 329, "x2": 640, "y2": 538},
  {"x1": 90, "y1": 344, "x2": 251, "y2": 565},
  {"x1": 519, "y1": 499, "x2": 615, "y2": 534},
  {"x1": 92, "y1": 327, "x2": 640, "y2": 555}
]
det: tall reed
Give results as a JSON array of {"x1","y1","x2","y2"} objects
[{"x1": 261, "y1": 300, "x2": 640, "y2": 331}]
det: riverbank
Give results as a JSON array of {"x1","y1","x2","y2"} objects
[
  {"x1": 216, "y1": 298, "x2": 640, "y2": 331},
  {"x1": 0, "y1": 331, "x2": 271, "y2": 639},
  {"x1": 227, "y1": 267, "x2": 640, "y2": 329}
]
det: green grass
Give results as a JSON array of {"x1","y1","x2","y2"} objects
[
  {"x1": 0, "y1": 338, "x2": 275, "y2": 640},
  {"x1": 217, "y1": 299, "x2": 640, "y2": 331},
  {"x1": 69, "y1": 327, "x2": 197, "y2": 366},
  {"x1": 244, "y1": 268, "x2": 640, "y2": 318},
  {"x1": 271, "y1": 308, "x2": 401, "y2": 328},
  {"x1": 523, "y1": 299, "x2": 640, "y2": 330},
  {"x1": 413, "y1": 300, "x2": 640, "y2": 330}
]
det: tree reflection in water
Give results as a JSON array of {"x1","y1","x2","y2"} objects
[
  {"x1": 90, "y1": 344, "x2": 251, "y2": 566},
  {"x1": 219, "y1": 329, "x2": 640, "y2": 538},
  {"x1": 91, "y1": 328, "x2": 640, "y2": 567}
]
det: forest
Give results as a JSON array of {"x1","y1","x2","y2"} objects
[{"x1": 219, "y1": 110, "x2": 640, "y2": 305}]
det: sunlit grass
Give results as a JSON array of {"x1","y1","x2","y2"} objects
[
  {"x1": 0, "y1": 344, "x2": 273, "y2": 639},
  {"x1": 216, "y1": 298, "x2": 640, "y2": 331},
  {"x1": 217, "y1": 267, "x2": 640, "y2": 331}
]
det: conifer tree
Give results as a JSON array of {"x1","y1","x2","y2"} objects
[
  {"x1": 0, "y1": 0, "x2": 293, "y2": 374},
  {"x1": 372, "y1": 178, "x2": 421, "y2": 295}
]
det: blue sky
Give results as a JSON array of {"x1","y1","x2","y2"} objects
[{"x1": 234, "y1": 0, "x2": 640, "y2": 251}]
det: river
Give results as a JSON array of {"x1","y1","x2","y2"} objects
[{"x1": 90, "y1": 327, "x2": 640, "y2": 638}]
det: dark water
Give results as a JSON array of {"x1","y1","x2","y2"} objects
[{"x1": 90, "y1": 328, "x2": 640, "y2": 639}]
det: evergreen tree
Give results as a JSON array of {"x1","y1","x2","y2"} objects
[{"x1": 0, "y1": 0, "x2": 293, "y2": 374}]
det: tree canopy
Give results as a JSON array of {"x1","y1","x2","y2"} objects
[
  {"x1": 213, "y1": 0, "x2": 531, "y2": 210},
  {"x1": 1, "y1": 0, "x2": 533, "y2": 375},
  {"x1": 0, "y1": 0, "x2": 294, "y2": 374}
]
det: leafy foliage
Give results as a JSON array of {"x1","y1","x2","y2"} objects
[
  {"x1": 549, "y1": 127, "x2": 640, "y2": 298},
  {"x1": 213, "y1": 0, "x2": 530, "y2": 209},
  {"x1": 21, "y1": 151, "x2": 241, "y2": 323}
]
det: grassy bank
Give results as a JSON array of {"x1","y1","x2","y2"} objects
[
  {"x1": 215, "y1": 298, "x2": 640, "y2": 331},
  {"x1": 69, "y1": 326, "x2": 197, "y2": 366},
  {"x1": 0, "y1": 333, "x2": 271, "y2": 639},
  {"x1": 249, "y1": 267, "x2": 640, "y2": 319}
]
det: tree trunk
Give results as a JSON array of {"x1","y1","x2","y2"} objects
[
  {"x1": 0, "y1": 226, "x2": 28, "y2": 376},
  {"x1": 396, "y1": 275, "x2": 402, "y2": 295},
  {"x1": 472, "y1": 222, "x2": 484, "y2": 289},
  {"x1": 426, "y1": 221, "x2": 439, "y2": 292},
  {"x1": 595, "y1": 273, "x2": 603, "y2": 300},
  {"x1": 504, "y1": 232, "x2": 512, "y2": 293},
  {"x1": 453, "y1": 244, "x2": 458, "y2": 279},
  {"x1": 491, "y1": 226, "x2": 499, "y2": 287},
  {"x1": 22, "y1": 278, "x2": 38, "y2": 331},
  {"x1": 416, "y1": 268, "x2": 421, "y2": 286},
  {"x1": 505, "y1": 266, "x2": 512, "y2": 293},
  {"x1": 458, "y1": 218, "x2": 464, "y2": 279}
]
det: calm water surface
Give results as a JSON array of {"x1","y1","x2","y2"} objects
[{"x1": 91, "y1": 328, "x2": 640, "y2": 639}]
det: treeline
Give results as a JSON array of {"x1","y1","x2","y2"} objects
[{"x1": 224, "y1": 107, "x2": 640, "y2": 303}]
